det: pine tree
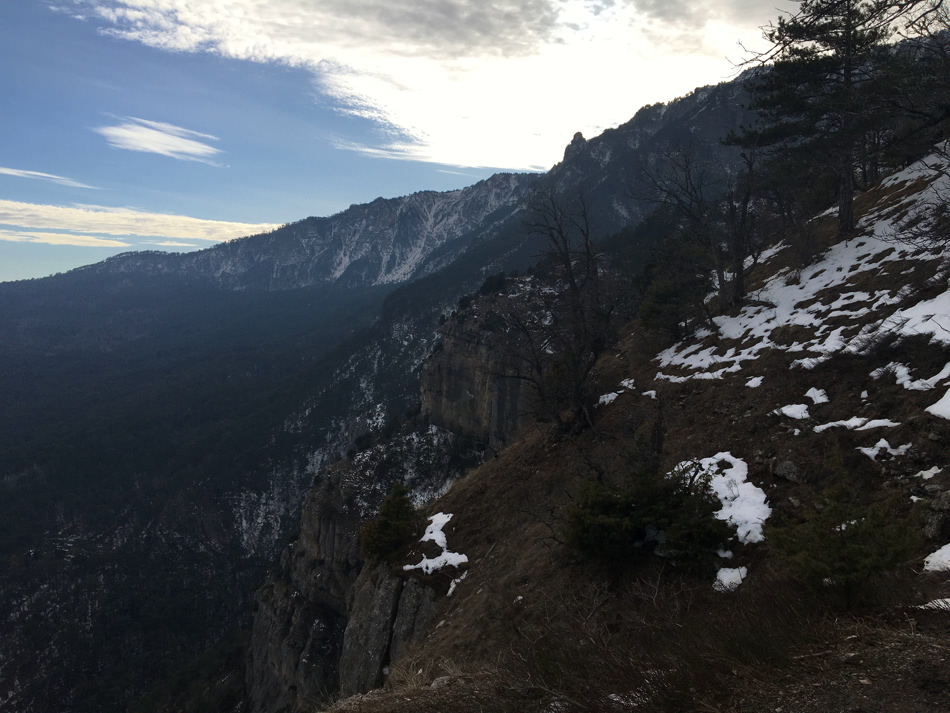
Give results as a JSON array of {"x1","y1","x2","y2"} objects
[
  {"x1": 740, "y1": 0, "x2": 923, "y2": 235},
  {"x1": 360, "y1": 482, "x2": 421, "y2": 561}
]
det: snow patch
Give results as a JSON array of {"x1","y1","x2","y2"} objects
[
  {"x1": 924, "y1": 542, "x2": 950, "y2": 571},
  {"x1": 404, "y1": 513, "x2": 469, "y2": 574},
  {"x1": 872, "y1": 361, "x2": 950, "y2": 391},
  {"x1": 917, "y1": 598, "x2": 950, "y2": 610},
  {"x1": 677, "y1": 452, "x2": 771, "y2": 544},
  {"x1": 447, "y1": 570, "x2": 468, "y2": 597},
  {"x1": 714, "y1": 566, "x2": 748, "y2": 592},
  {"x1": 773, "y1": 404, "x2": 810, "y2": 419},
  {"x1": 813, "y1": 417, "x2": 900, "y2": 433},
  {"x1": 805, "y1": 388, "x2": 829, "y2": 404},
  {"x1": 857, "y1": 439, "x2": 912, "y2": 460},
  {"x1": 926, "y1": 387, "x2": 950, "y2": 420}
]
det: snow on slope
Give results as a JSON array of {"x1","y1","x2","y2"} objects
[
  {"x1": 654, "y1": 149, "x2": 950, "y2": 421},
  {"x1": 601, "y1": 147, "x2": 950, "y2": 585}
]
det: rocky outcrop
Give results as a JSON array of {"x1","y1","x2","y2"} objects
[
  {"x1": 422, "y1": 294, "x2": 533, "y2": 452},
  {"x1": 389, "y1": 577, "x2": 437, "y2": 665},
  {"x1": 338, "y1": 566, "x2": 437, "y2": 697},
  {"x1": 338, "y1": 564, "x2": 403, "y2": 696},
  {"x1": 247, "y1": 474, "x2": 362, "y2": 713},
  {"x1": 246, "y1": 426, "x2": 482, "y2": 712}
]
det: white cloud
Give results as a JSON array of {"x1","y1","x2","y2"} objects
[
  {"x1": 93, "y1": 117, "x2": 222, "y2": 163},
  {"x1": 0, "y1": 199, "x2": 280, "y2": 244},
  {"x1": 0, "y1": 229, "x2": 131, "y2": 248},
  {"x1": 0, "y1": 166, "x2": 98, "y2": 189},
  {"x1": 74, "y1": 1, "x2": 778, "y2": 169}
]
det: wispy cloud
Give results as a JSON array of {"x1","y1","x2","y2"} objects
[
  {"x1": 0, "y1": 166, "x2": 98, "y2": 189},
  {"x1": 0, "y1": 199, "x2": 280, "y2": 244},
  {"x1": 0, "y1": 229, "x2": 131, "y2": 248},
  {"x1": 93, "y1": 117, "x2": 222, "y2": 163},
  {"x1": 146, "y1": 240, "x2": 199, "y2": 248}
]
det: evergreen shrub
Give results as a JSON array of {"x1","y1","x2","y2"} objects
[
  {"x1": 361, "y1": 482, "x2": 422, "y2": 562},
  {"x1": 563, "y1": 460, "x2": 733, "y2": 568},
  {"x1": 768, "y1": 486, "x2": 921, "y2": 609}
]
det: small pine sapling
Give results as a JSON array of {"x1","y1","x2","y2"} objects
[{"x1": 361, "y1": 482, "x2": 422, "y2": 562}]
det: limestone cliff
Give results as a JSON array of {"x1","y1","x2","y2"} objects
[
  {"x1": 421, "y1": 291, "x2": 533, "y2": 453},
  {"x1": 337, "y1": 565, "x2": 437, "y2": 697},
  {"x1": 246, "y1": 426, "x2": 481, "y2": 712}
]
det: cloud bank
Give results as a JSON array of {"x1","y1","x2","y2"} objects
[
  {"x1": 93, "y1": 117, "x2": 222, "y2": 163},
  {"x1": 0, "y1": 199, "x2": 281, "y2": 247},
  {"x1": 70, "y1": 0, "x2": 779, "y2": 170}
]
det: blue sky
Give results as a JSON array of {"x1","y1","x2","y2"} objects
[{"x1": 0, "y1": 0, "x2": 778, "y2": 282}]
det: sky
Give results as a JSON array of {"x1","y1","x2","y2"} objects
[{"x1": 0, "y1": 0, "x2": 785, "y2": 282}]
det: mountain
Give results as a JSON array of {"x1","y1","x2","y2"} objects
[
  {"x1": 86, "y1": 172, "x2": 539, "y2": 292},
  {"x1": 0, "y1": 74, "x2": 757, "y2": 713}
]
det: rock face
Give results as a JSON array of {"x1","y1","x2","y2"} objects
[
  {"x1": 422, "y1": 295, "x2": 533, "y2": 452},
  {"x1": 338, "y1": 566, "x2": 438, "y2": 697},
  {"x1": 337, "y1": 563, "x2": 403, "y2": 696},
  {"x1": 247, "y1": 474, "x2": 362, "y2": 713},
  {"x1": 246, "y1": 426, "x2": 480, "y2": 712}
]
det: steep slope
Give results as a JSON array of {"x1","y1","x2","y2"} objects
[{"x1": 311, "y1": 147, "x2": 950, "y2": 713}]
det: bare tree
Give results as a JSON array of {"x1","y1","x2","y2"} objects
[
  {"x1": 498, "y1": 190, "x2": 614, "y2": 430},
  {"x1": 638, "y1": 139, "x2": 766, "y2": 307}
]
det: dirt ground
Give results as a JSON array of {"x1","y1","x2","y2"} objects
[{"x1": 727, "y1": 607, "x2": 950, "y2": 713}]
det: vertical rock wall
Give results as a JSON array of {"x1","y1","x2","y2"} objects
[
  {"x1": 338, "y1": 566, "x2": 437, "y2": 697},
  {"x1": 246, "y1": 426, "x2": 481, "y2": 712},
  {"x1": 421, "y1": 300, "x2": 533, "y2": 452}
]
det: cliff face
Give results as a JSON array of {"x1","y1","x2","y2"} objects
[
  {"x1": 422, "y1": 293, "x2": 533, "y2": 452},
  {"x1": 246, "y1": 426, "x2": 481, "y2": 712},
  {"x1": 337, "y1": 564, "x2": 437, "y2": 697},
  {"x1": 246, "y1": 474, "x2": 359, "y2": 713}
]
